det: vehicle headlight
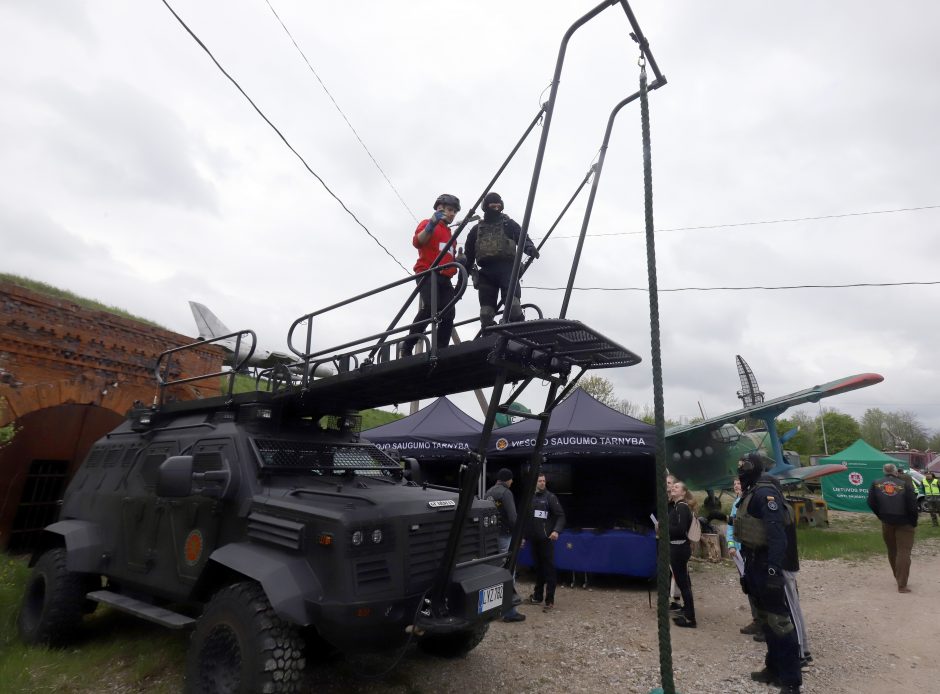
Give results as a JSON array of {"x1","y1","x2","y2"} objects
[
  {"x1": 352, "y1": 530, "x2": 363, "y2": 546},
  {"x1": 491, "y1": 514, "x2": 498, "y2": 527},
  {"x1": 371, "y1": 529, "x2": 383, "y2": 544},
  {"x1": 483, "y1": 516, "x2": 490, "y2": 528}
]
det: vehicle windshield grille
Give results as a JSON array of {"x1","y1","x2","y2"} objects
[{"x1": 251, "y1": 439, "x2": 398, "y2": 476}]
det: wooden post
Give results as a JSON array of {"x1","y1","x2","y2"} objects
[{"x1": 698, "y1": 533, "x2": 722, "y2": 563}]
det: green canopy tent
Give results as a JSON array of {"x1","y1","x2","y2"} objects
[{"x1": 819, "y1": 439, "x2": 902, "y2": 512}]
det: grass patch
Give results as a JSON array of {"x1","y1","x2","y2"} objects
[
  {"x1": 797, "y1": 511, "x2": 940, "y2": 560},
  {"x1": 0, "y1": 556, "x2": 186, "y2": 693},
  {"x1": 0, "y1": 272, "x2": 164, "y2": 329}
]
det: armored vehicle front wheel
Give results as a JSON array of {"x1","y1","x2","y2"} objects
[
  {"x1": 17, "y1": 548, "x2": 92, "y2": 646},
  {"x1": 417, "y1": 622, "x2": 489, "y2": 658},
  {"x1": 185, "y1": 581, "x2": 305, "y2": 694}
]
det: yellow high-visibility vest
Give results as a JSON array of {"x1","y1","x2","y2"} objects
[{"x1": 923, "y1": 477, "x2": 940, "y2": 496}]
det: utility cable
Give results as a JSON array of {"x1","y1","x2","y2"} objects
[
  {"x1": 160, "y1": 0, "x2": 410, "y2": 274},
  {"x1": 527, "y1": 280, "x2": 940, "y2": 292},
  {"x1": 262, "y1": 0, "x2": 417, "y2": 222},
  {"x1": 533, "y1": 204, "x2": 940, "y2": 242}
]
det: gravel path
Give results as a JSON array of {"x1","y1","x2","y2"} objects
[{"x1": 304, "y1": 536, "x2": 940, "y2": 694}]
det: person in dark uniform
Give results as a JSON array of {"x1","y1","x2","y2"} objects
[
  {"x1": 464, "y1": 192, "x2": 538, "y2": 328},
  {"x1": 734, "y1": 452, "x2": 803, "y2": 694},
  {"x1": 867, "y1": 462, "x2": 918, "y2": 592},
  {"x1": 667, "y1": 481, "x2": 697, "y2": 628},
  {"x1": 485, "y1": 468, "x2": 525, "y2": 622},
  {"x1": 525, "y1": 473, "x2": 565, "y2": 612}
]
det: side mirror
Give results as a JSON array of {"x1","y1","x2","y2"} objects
[
  {"x1": 402, "y1": 457, "x2": 423, "y2": 484},
  {"x1": 157, "y1": 455, "x2": 194, "y2": 497}
]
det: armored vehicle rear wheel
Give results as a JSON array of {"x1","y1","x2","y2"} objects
[
  {"x1": 17, "y1": 548, "x2": 91, "y2": 646},
  {"x1": 417, "y1": 622, "x2": 489, "y2": 658},
  {"x1": 185, "y1": 581, "x2": 305, "y2": 694}
]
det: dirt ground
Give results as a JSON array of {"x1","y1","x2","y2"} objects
[{"x1": 298, "y1": 535, "x2": 940, "y2": 694}]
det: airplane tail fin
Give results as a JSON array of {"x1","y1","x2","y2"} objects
[{"x1": 189, "y1": 301, "x2": 231, "y2": 340}]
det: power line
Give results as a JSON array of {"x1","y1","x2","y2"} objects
[
  {"x1": 534, "y1": 204, "x2": 940, "y2": 242},
  {"x1": 527, "y1": 280, "x2": 940, "y2": 293},
  {"x1": 262, "y1": 0, "x2": 417, "y2": 222},
  {"x1": 160, "y1": 0, "x2": 410, "y2": 274}
]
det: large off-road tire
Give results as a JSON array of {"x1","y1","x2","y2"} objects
[
  {"x1": 185, "y1": 582, "x2": 305, "y2": 694},
  {"x1": 417, "y1": 622, "x2": 489, "y2": 658},
  {"x1": 17, "y1": 548, "x2": 90, "y2": 646}
]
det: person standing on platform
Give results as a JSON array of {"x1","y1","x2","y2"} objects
[
  {"x1": 867, "y1": 462, "x2": 918, "y2": 592},
  {"x1": 526, "y1": 473, "x2": 565, "y2": 612},
  {"x1": 402, "y1": 193, "x2": 461, "y2": 357},
  {"x1": 464, "y1": 192, "x2": 538, "y2": 328}
]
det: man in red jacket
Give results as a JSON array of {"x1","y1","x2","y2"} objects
[{"x1": 402, "y1": 193, "x2": 461, "y2": 357}]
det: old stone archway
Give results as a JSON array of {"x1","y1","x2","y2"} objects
[{"x1": 1, "y1": 279, "x2": 223, "y2": 551}]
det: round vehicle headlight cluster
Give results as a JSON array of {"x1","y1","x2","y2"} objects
[
  {"x1": 352, "y1": 528, "x2": 384, "y2": 546},
  {"x1": 482, "y1": 514, "x2": 498, "y2": 528}
]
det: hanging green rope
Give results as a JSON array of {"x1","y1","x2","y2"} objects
[{"x1": 639, "y1": 54, "x2": 678, "y2": 694}]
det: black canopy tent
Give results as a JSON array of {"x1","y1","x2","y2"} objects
[
  {"x1": 488, "y1": 388, "x2": 657, "y2": 577},
  {"x1": 488, "y1": 388, "x2": 656, "y2": 528},
  {"x1": 362, "y1": 390, "x2": 657, "y2": 577},
  {"x1": 361, "y1": 397, "x2": 481, "y2": 487}
]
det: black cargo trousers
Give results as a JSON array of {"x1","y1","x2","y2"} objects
[
  {"x1": 528, "y1": 535, "x2": 557, "y2": 605},
  {"x1": 743, "y1": 552, "x2": 802, "y2": 688}
]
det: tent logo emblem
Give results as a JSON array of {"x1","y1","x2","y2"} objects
[
  {"x1": 496, "y1": 438, "x2": 509, "y2": 451},
  {"x1": 848, "y1": 472, "x2": 863, "y2": 486}
]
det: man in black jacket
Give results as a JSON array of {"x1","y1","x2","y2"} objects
[
  {"x1": 867, "y1": 463, "x2": 918, "y2": 593},
  {"x1": 485, "y1": 468, "x2": 525, "y2": 622},
  {"x1": 464, "y1": 192, "x2": 538, "y2": 328},
  {"x1": 525, "y1": 473, "x2": 565, "y2": 611}
]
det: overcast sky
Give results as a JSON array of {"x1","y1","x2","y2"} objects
[{"x1": 2, "y1": 1, "x2": 939, "y2": 437}]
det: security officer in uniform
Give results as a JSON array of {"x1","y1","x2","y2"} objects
[
  {"x1": 525, "y1": 473, "x2": 565, "y2": 612},
  {"x1": 464, "y1": 192, "x2": 539, "y2": 328},
  {"x1": 734, "y1": 452, "x2": 803, "y2": 693}
]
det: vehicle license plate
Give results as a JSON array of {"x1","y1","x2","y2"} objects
[{"x1": 478, "y1": 583, "x2": 503, "y2": 614}]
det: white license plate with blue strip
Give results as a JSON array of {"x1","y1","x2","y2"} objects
[{"x1": 478, "y1": 583, "x2": 503, "y2": 614}]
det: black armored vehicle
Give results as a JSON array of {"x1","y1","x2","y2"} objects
[{"x1": 17, "y1": 2, "x2": 663, "y2": 691}]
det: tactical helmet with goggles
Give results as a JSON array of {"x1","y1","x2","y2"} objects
[{"x1": 434, "y1": 193, "x2": 461, "y2": 212}]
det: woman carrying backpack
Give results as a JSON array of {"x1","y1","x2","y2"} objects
[{"x1": 668, "y1": 481, "x2": 698, "y2": 628}]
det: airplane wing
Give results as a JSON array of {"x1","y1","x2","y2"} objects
[
  {"x1": 772, "y1": 462, "x2": 847, "y2": 485},
  {"x1": 666, "y1": 373, "x2": 884, "y2": 438}
]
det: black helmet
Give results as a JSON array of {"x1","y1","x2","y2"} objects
[
  {"x1": 737, "y1": 451, "x2": 766, "y2": 489},
  {"x1": 434, "y1": 193, "x2": 461, "y2": 212}
]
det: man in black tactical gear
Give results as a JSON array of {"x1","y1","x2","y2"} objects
[
  {"x1": 734, "y1": 452, "x2": 803, "y2": 693},
  {"x1": 485, "y1": 468, "x2": 525, "y2": 622},
  {"x1": 464, "y1": 192, "x2": 539, "y2": 328},
  {"x1": 525, "y1": 473, "x2": 565, "y2": 612}
]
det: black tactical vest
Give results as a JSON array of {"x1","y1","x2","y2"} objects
[
  {"x1": 475, "y1": 220, "x2": 516, "y2": 263},
  {"x1": 733, "y1": 481, "x2": 793, "y2": 550}
]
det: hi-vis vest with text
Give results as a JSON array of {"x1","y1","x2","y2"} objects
[
  {"x1": 475, "y1": 220, "x2": 516, "y2": 263},
  {"x1": 733, "y1": 481, "x2": 793, "y2": 550}
]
